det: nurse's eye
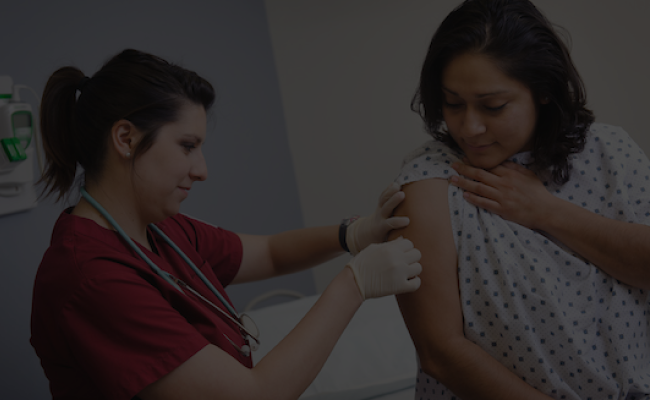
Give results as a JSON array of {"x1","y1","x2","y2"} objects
[
  {"x1": 181, "y1": 142, "x2": 196, "y2": 152},
  {"x1": 486, "y1": 103, "x2": 507, "y2": 112}
]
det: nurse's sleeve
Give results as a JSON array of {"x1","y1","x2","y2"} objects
[
  {"x1": 167, "y1": 214, "x2": 244, "y2": 286},
  {"x1": 391, "y1": 178, "x2": 553, "y2": 400}
]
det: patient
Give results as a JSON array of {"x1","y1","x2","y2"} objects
[{"x1": 390, "y1": 0, "x2": 650, "y2": 399}]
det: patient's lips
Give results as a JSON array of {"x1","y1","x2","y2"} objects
[{"x1": 464, "y1": 142, "x2": 494, "y2": 152}]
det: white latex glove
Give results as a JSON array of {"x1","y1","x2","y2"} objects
[
  {"x1": 346, "y1": 237, "x2": 422, "y2": 300},
  {"x1": 346, "y1": 182, "x2": 410, "y2": 255}
]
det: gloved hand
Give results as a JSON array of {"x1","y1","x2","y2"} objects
[
  {"x1": 346, "y1": 237, "x2": 422, "y2": 300},
  {"x1": 346, "y1": 182, "x2": 410, "y2": 255}
]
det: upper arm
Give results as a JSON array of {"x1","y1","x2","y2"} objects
[
  {"x1": 168, "y1": 215, "x2": 245, "y2": 286},
  {"x1": 231, "y1": 234, "x2": 275, "y2": 284},
  {"x1": 139, "y1": 344, "x2": 258, "y2": 400},
  {"x1": 388, "y1": 179, "x2": 464, "y2": 373}
]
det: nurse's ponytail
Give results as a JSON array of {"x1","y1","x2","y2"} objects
[
  {"x1": 38, "y1": 49, "x2": 215, "y2": 201},
  {"x1": 39, "y1": 67, "x2": 87, "y2": 201}
]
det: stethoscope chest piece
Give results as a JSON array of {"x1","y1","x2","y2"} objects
[
  {"x1": 240, "y1": 313, "x2": 260, "y2": 351},
  {"x1": 223, "y1": 313, "x2": 259, "y2": 357}
]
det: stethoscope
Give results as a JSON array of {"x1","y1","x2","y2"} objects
[{"x1": 80, "y1": 187, "x2": 260, "y2": 357}]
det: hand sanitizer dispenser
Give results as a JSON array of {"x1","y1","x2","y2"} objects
[{"x1": 0, "y1": 76, "x2": 38, "y2": 215}]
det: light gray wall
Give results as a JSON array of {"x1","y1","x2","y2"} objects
[
  {"x1": 264, "y1": 0, "x2": 650, "y2": 291},
  {"x1": 0, "y1": 1, "x2": 315, "y2": 398}
]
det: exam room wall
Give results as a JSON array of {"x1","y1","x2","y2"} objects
[
  {"x1": 0, "y1": 1, "x2": 315, "y2": 398},
  {"x1": 264, "y1": 0, "x2": 650, "y2": 292}
]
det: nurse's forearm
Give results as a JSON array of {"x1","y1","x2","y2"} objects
[
  {"x1": 268, "y1": 225, "x2": 345, "y2": 275},
  {"x1": 535, "y1": 197, "x2": 650, "y2": 288},
  {"x1": 138, "y1": 267, "x2": 363, "y2": 400},
  {"x1": 251, "y1": 267, "x2": 362, "y2": 398},
  {"x1": 233, "y1": 226, "x2": 344, "y2": 284}
]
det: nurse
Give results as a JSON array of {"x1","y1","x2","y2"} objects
[{"x1": 30, "y1": 49, "x2": 422, "y2": 400}]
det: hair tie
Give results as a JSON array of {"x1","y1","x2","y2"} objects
[{"x1": 77, "y1": 76, "x2": 91, "y2": 92}]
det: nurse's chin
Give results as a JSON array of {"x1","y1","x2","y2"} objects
[{"x1": 157, "y1": 206, "x2": 182, "y2": 221}]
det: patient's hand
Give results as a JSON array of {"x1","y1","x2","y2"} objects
[{"x1": 449, "y1": 161, "x2": 558, "y2": 230}]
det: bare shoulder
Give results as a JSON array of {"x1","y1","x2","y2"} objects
[
  {"x1": 390, "y1": 178, "x2": 453, "y2": 240},
  {"x1": 389, "y1": 177, "x2": 457, "y2": 288},
  {"x1": 389, "y1": 178, "x2": 463, "y2": 345}
]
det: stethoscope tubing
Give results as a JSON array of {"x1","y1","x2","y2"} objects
[
  {"x1": 149, "y1": 224, "x2": 238, "y2": 316},
  {"x1": 173, "y1": 277, "x2": 259, "y2": 346},
  {"x1": 79, "y1": 188, "x2": 183, "y2": 292},
  {"x1": 79, "y1": 187, "x2": 260, "y2": 346}
]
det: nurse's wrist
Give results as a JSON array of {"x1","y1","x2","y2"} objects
[
  {"x1": 339, "y1": 215, "x2": 360, "y2": 254},
  {"x1": 340, "y1": 265, "x2": 364, "y2": 304}
]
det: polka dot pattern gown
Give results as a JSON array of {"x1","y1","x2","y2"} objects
[{"x1": 396, "y1": 124, "x2": 650, "y2": 399}]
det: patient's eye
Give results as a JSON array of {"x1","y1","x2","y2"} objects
[
  {"x1": 443, "y1": 101, "x2": 463, "y2": 109},
  {"x1": 485, "y1": 103, "x2": 507, "y2": 112}
]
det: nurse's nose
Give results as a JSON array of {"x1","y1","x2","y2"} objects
[
  {"x1": 190, "y1": 149, "x2": 208, "y2": 181},
  {"x1": 459, "y1": 107, "x2": 486, "y2": 137}
]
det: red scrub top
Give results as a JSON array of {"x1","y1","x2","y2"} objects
[{"x1": 31, "y1": 209, "x2": 248, "y2": 400}]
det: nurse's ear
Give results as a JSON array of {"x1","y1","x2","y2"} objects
[{"x1": 110, "y1": 119, "x2": 141, "y2": 160}]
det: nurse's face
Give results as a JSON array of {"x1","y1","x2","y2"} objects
[
  {"x1": 441, "y1": 52, "x2": 540, "y2": 169},
  {"x1": 132, "y1": 101, "x2": 207, "y2": 221}
]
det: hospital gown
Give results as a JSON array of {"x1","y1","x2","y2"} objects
[{"x1": 396, "y1": 123, "x2": 650, "y2": 399}]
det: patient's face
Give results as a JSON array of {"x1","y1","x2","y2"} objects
[{"x1": 441, "y1": 52, "x2": 539, "y2": 169}]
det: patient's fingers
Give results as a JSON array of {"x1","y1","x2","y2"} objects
[
  {"x1": 452, "y1": 162, "x2": 498, "y2": 186},
  {"x1": 450, "y1": 175, "x2": 501, "y2": 200}
]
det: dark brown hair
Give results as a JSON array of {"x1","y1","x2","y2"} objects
[
  {"x1": 411, "y1": 0, "x2": 594, "y2": 184},
  {"x1": 39, "y1": 49, "x2": 215, "y2": 201}
]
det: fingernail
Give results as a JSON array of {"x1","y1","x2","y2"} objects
[{"x1": 449, "y1": 176, "x2": 458, "y2": 183}]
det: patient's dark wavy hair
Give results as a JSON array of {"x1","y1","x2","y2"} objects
[{"x1": 411, "y1": 0, "x2": 594, "y2": 184}]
